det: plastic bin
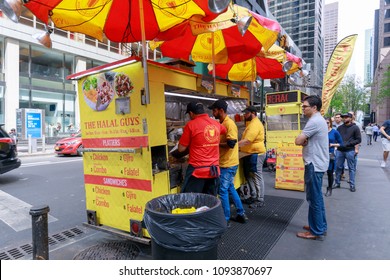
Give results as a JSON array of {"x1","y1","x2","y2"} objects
[{"x1": 144, "y1": 193, "x2": 227, "y2": 260}]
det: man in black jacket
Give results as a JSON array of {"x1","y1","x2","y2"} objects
[{"x1": 334, "y1": 112, "x2": 362, "y2": 192}]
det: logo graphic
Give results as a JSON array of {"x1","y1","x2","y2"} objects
[
  {"x1": 204, "y1": 125, "x2": 220, "y2": 143},
  {"x1": 199, "y1": 33, "x2": 221, "y2": 51},
  {"x1": 159, "y1": 0, "x2": 188, "y2": 18},
  {"x1": 76, "y1": 0, "x2": 109, "y2": 17}
]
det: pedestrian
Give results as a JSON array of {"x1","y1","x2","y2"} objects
[
  {"x1": 365, "y1": 123, "x2": 373, "y2": 145},
  {"x1": 209, "y1": 99, "x2": 247, "y2": 226},
  {"x1": 178, "y1": 101, "x2": 226, "y2": 195},
  {"x1": 295, "y1": 95, "x2": 328, "y2": 240},
  {"x1": 238, "y1": 105, "x2": 266, "y2": 208},
  {"x1": 55, "y1": 122, "x2": 61, "y2": 136},
  {"x1": 373, "y1": 124, "x2": 379, "y2": 142},
  {"x1": 379, "y1": 119, "x2": 390, "y2": 168},
  {"x1": 8, "y1": 128, "x2": 18, "y2": 145},
  {"x1": 333, "y1": 112, "x2": 362, "y2": 192},
  {"x1": 332, "y1": 113, "x2": 343, "y2": 129},
  {"x1": 324, "y1": 117, "x2": 343, "y2": 197}
]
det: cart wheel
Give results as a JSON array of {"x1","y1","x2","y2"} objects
[{"x1": 77, "y1": 145, "x2": 84, "y2": 156}]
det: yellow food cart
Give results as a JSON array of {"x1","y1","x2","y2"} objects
[
  {"x1": 265, "y1": 90, "x2": 308, "y2": 191},
  {"x1": 67, "y1": 57, "x2": 249, "y2": 243}
]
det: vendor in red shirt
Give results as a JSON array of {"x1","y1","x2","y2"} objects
[{"x1": 178, "y1": 101, "x2": 226, "y2": 195}]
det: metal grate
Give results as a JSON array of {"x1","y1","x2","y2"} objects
[
  {"x1": 218, "y1": 195, "x2": 303, "y2": 260},
  {"x1": 0, "y1": 226, "x2": 85, "y2": 260},
  {"x1": 73, "y1": 241, "x2": 140, "y2": 260}
]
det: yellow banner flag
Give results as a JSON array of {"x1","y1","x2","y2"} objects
[{"x1": 321, "y1": 34, "x2": 358, "y2": 115}]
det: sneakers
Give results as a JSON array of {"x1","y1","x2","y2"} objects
[
  {"x1": 381, "y1": 161, "x2": 386, "y2": 168},
  {"x1": 232, "y1": 213, "x2": 248, "y2": 224},
  {"x1": 332, "y1": 184, "x2": 340, "y2": 189},
  {"x1": 350, "y1": 186, "x2": 356, "y2": 192}
]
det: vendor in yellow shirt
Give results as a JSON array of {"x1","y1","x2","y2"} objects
[
  {"x1": 238, "y1": 106, "x2": 266, "y2": 208},
  {"x1": 209, "y1": 99, "x2": 248, "y2": 227}
]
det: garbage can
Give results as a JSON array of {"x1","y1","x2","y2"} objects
[{"x1": 144, "y1": 193, "x2": 227, "y2": 260}]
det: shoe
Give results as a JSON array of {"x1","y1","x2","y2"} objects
[
  {"x1": 350, "y1": 187, "x2": 356, "y2": 192},
  {"x1": 381, "y1": 161, "x2": 386, "y2": 168},
  {"x1": 233, "y1": 214, "x2": 248, "y2": 224},
  {"x1": 303, "y1": 225, "x2": 327, "y2": 236},
  {"x1": 325, "y1": 187, "x2": 332, "y2": 197},
  {"x1": 249, "y1": 200, "x2": 265, "y2": 208},
  {"x1": 296, "y1": 231, "x2": 324, "y2": 241},
  {"x1": 243, "y1": 197, "x2": 255, "y2": 204},
  {"x1": 332, "y1": 184, "x2": 340, "y2": 189},
  {"x1": 227, "y1": 221, "x2": 231, "y2": 228}
]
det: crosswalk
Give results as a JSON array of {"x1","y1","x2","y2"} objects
[{"x1": 0, "y1": 190, "x2": 57, "y2": 232}]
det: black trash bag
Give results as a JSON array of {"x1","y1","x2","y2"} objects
[{"x1": 144, "y1": 193, "x2": 227, "y2": 252}]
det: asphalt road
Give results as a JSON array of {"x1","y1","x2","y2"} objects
[{"x1": 0, "y1": 154, "x2": 84, "y2": 251}]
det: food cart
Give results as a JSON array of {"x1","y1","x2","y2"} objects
[
  {"x1": 265, "y1": 90, "x2": 308, "y2": 191},
  {"x1": 67, "y1": 57, "x2": 249, "y2": 243}
]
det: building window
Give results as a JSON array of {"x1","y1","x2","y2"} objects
[
  {"x1": 385, "y1": 23, "x2": 390, "y2": 33},
  {"x1": 385, "y1": 9, "x2": 390, "y2": 19},
  {"x1": 18, "y1": 43, "x2": 79, "y2": 135},
  {"x1": 384, "y1": 36, "x2": 390, "y2": 47}
]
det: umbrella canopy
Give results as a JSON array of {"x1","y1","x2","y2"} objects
[
  {"x1": 151, "y1": 4, "x2": 280, "y2": 64},
  {"x1": 24, "y1": 0, "x2": 226, "y2": 42},
  {"x1": 214, "y1": 45, "x2": 303, "y2": 81}
]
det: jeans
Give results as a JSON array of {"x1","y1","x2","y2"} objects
[
  {"x1": 335, "y1": 150, "x2": 356, "y2": 187},
  {"x1": 243, "y1": 153, "x2": 266, "y2": 201},
  {"x1": 304, "y1": 163, "x2": 327, "y2": 236},
  {"x1": 366, "y1": 134, "x2": 372, "y2": 145},
  {"x1": 219, "y1": 165, "x2": 244, "y2": 221}
]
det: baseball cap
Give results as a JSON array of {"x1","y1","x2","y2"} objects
[
  {"x1": 186, "y1": 101, "x2": 205, "y2": 114},
  {"x1": 242, "y1": 106, "x2": 258, "y2": 114},
  {"x1": 341, "y1": 112, "x2": 353, "y2": 118},
  {"x1": 208, "y1": 99, "x2": 228, "y2": 111}
]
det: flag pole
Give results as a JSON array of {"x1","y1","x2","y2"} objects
[{"x1": 212, "y1": 32, "x2": 216, "y2": 94}]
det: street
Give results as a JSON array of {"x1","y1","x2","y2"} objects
[{"x1": 0, "y1": 154, "x2": 84, "y2": 252}]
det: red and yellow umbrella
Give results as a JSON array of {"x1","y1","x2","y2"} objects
[
  {"x1": 24, "y1": 0, "x2": 227, "y2": 42},
  {"x1": 214, "y1": 45, "x2": 303, "y2": 81},
  {"x1": 150, "y1": 4, "x2": 280, "y2": 64}
]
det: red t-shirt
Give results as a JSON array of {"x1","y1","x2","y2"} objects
[{"x1": 180, "y1": 114, "x2": 226, "y2": 178}]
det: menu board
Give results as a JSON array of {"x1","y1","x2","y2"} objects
[
  {"x1": 275, "y1": 146, "x2": 305, "y2": 191},
  {"x1": 78, "y1": 61, "x2": 152, "y2": 230}
]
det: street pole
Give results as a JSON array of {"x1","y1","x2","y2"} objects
[
  {"x1": 30, "y1": 205, "x2": 50, "y2": 260},
  {"x1": 260, "y1": 79, "x2": 264, "y2": 122}
]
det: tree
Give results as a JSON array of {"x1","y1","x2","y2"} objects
[
  {"x1": 377, "y1": 65, "x2": 390, "y2": 103},
  {"x1": 328, "y1": 75, "x2": 368, "y2": 115}
]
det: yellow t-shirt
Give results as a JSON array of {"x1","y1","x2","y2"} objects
[
  {"x1": 219, "y1": 116, "x2": 239, "y2": 168},
  {"x1": 240, "y1": 117, "x2": 266, "y2": 154}
]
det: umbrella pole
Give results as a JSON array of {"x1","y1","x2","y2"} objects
[
  {"x1": 212, "y1": 32, "x2": 216, "y2": 94},
  {"x1": 250, "y1": 58, "x2": 255, "y2": 105},
  {"x1": 139, "y1": 0, "x2": 150, "y2": 104}
]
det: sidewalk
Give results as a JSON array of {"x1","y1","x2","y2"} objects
[
  {"x1": 266, "y1": 139, "x2": 390, "y2": 259},
  {"x1": 16, "y1": 144, "x2": 56, "y2": 157},
  {"x1": 18, "y1": 138, "x2": 390, "y2": 260}
]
